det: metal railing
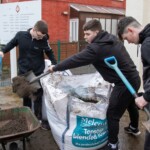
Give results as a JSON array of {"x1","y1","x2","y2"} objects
[{"x1": 0, "y1": 40, "x2": 88, "y2": 87}]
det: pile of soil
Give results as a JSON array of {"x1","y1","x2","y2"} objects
[
  {"x1": 12, "y1": 76, "x2": 38, "y2": 100},
  {"x1": 0, "y1": 116, "x2": 28, "y2": 136}
]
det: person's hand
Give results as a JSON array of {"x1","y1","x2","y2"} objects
[
  {"x1": 48, "y1": 65, "x2": 55, "y2": 73},
  {"x1": 135, "y1": 96, "x2": 148, "y2": 109},
  {"x1": 0, "y1": 51, "x2": 4, "y2": 57}
]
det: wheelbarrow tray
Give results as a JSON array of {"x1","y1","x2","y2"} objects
[{"x1": 0, "y1": 106, "x2": 40, "y2": 143}]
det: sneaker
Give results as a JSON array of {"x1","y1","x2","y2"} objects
[
  {"x1": 124, "y1": 125, "x2": 141, "y2": 136},
  {"x1": 9, "y1": 142, "x2": 19, "y2": 150},
  {"x1": 104, "y1": 143, "x2": 119, "y2": 150},
  {"x1": 41, "y1": 120, "x2": 50, "y2": 130}
]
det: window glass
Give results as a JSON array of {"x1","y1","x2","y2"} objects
[
  {"x1": 100, "y1": 18, "x2": 105, "y2": 30},
  {"x1": 69, "y1": 19, "x2": 79, "y2": 42},
  {"x1": 106, "y1": 19, "x2": 111, "y2": 33},
  {"x1": 112, "y1": 19, "x2": 118, "y2": 35}
]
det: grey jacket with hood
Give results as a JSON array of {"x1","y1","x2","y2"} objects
[
  {"x1": 53, "y1": 31, "x2": 139, "y2": 85},
  {"x1": 139, "y1": 24, "x2": 150, "y2": 102}
]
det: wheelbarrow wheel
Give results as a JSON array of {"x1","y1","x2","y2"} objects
[{"x1": 9, "y1": 142, "x2": 18, "y2": 150}]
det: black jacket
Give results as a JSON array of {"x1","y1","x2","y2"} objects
[
  {"x1": 53, "y1": 31, "x2": 139, "y2": 85},
  {"x1": 2, "y1": 29, "x2": 57, "y2": 76},
  {"x1": 139, "y1": 24, "x2": 150, "y2": 102}
]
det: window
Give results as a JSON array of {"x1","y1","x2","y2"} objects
[
  {"x1": 86, "y1": 17, "x2": 119, "y2": 36},
  {"x1": 100, "y1": 18, "x2": 105, "y2": 30},
  {"x1": 106, "y1": 19, "x2": 111, "y2": 33},
  {"x1": 69, "y1": 19, "x2": 79, "y2": 42},
  {"x1": 111, "y1": 19, "x2": 118, "y2": 35}
]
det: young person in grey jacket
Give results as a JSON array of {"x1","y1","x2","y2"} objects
[
  {"x1": 0, "y1": 20, "x2": 57, "y2": 130},
  {"x1": 49, "y1": 19, "x2": 141, "y2": 150},
  {"x1": 118, "y1": 16, "x2": 150, "y2": 150}
]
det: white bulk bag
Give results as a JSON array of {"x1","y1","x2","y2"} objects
[{"x1": 40, "y1": 72, "x2": 111, "y2": 150}]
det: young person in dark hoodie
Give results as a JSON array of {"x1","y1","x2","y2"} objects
[
  {"x1": 0, "y1": 20, "x2": 57, "y2": 130},
  {"x1": 49, "y1": 19, "x2": 141, "y2": 150},
  {"x1": 118, "y1": 16, "x2": 150, "y2": 150}
]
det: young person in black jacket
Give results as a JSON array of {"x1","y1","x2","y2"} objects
[
  {"x1": 118, "y1": 16, "x2": 150, "y2": 150},
  {"x1": 0, "y1": 20, "x2": 57, "y2": 130},
  {"x1": 49, "y1": 19, "x2": 141, "y2": 150}
]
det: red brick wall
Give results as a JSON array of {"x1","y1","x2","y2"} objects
[
  {"x1": 63, "y1": 0, "x2": 125, "y2": 8},
  {"x1": 42, "y1": 0, "x2": 125, "y2": 42},
  {"x1": 2, "y1": 42, "x2": 78, "y2": 67},
  {"x1": 50, "y1": 42, "x2": 78, "y2": 61},
  {"x1": 42, "y1": 1, "x2": 70, "y2": 42},
  {"x1": 2, "y1": 0, "x2": 31, "y2": 2},
  {"x1": 2, "y1": 0, "x2": 125, "y2": 42},
  {"x1": 1, "y1": 0, "x2": 125, "y2": 67},
  {"x1": 42, "y1": 0, "x2": 125, "y2": 9}
]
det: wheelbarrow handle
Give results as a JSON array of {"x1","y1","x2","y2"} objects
[{"x1": 104, "y1": 56, "x2": 150, "y2": 119}]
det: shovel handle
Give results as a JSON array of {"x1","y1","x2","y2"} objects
[
  {"x1": 144, "y1": 107, "x2": 150, "y2": 118},
  {"x1": 104, "y1": 56, "x2": 117, "y2": 69},
  {"x1": 104, "y1": 56, "x2": 150, "y2": 119},
  {"x1": 0, "y1": 56, "x2": 2, "y2": 64},
  {"x1": 0, "y1": 56, "x2": 2, "y2": 75},
  {"x1": 104, "y1": 56, "x2": 137, "y2": 97},
  {"x1": 30, "y1": 70, "x2": 50, "y2": 84}
]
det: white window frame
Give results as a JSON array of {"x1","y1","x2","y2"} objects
[
  {"x1": 69, "y1": 18, "x2": 79, "y2": 42},
  {"x1": 86, "y1": 17, "x2": 119, "y2": 36}
]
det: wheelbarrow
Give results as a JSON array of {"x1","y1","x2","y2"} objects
[
  {"x1": 104, "y1": 56, "x2": 150, "y2": 132},
  {"x1": 0, "y1": 106, "x2": 40, "y2": 150}
]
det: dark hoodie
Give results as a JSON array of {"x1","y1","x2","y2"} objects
[
  {"x1": 53, "y1": 31, "x2": 139, "y2": 85},
  {"x1": 139, "y1": 24, "x2": 150, "y2": 102}
]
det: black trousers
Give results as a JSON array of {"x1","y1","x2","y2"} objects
[
  {"x1": 23, "y1": 88, "x2": 43, "y2": 120},
  {"x1": 144, "y1": 103, "x2": 150, "y2": 150},
  {"x1": 107, "y1": 77, "x2": 141, "y2": 144}
]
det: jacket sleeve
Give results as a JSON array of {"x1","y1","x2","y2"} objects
[
  {"x1": 44, "y1": 41, "x2": 57, "y2": 65},
  {"x1": 141, "y1": 38, "x2": 150, "y2": 102},
  {"x1": 2, "y1": 32, "x2": 19, "y2": 53},
  {"x1": 53, "y1": 45, "x2": 97, "y2": 71}
]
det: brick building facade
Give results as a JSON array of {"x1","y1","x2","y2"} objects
[
  {"x1": 0, "y1": 0, "x2": 125, "y2": 67},
  {"x1": 1, "y1": 0, "x2": 125, "y2": 42}
]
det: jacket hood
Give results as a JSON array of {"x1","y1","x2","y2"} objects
[
  {"x1": 139, "y1": 24, "x2": 150, "y2": 43},
  {"x1": 92, "y1": 31, "x2": 117, "y2": 45}
]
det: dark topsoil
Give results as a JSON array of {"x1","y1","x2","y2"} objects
[{"x1": 0, "y1": 116, "x2": 28, "y2": 136}]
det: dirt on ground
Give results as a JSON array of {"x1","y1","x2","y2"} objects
[{"x1": 0, "y1": 86, "x2": 147, "y2": 150}]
